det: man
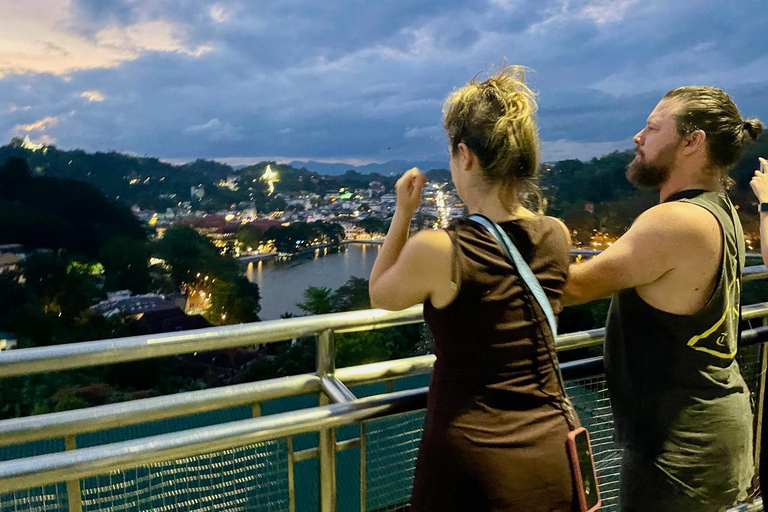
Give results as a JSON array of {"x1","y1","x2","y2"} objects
[{"x1": 563, "y1": 87, "x2": 763, "y2": 512}]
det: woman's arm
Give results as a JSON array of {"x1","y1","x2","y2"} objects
[
  {"x1": 750, "y1": 157, "x2": 768, "y2": 265},
  {"x1": 369, "y1": 168, "x2": 453, "y2": 310}
]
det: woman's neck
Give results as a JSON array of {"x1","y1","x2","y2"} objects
[{"x1": 465, "y1": 193, "x2": 535, "y2": 223}]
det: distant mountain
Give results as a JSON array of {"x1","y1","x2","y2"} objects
[{"x1": 287, "y1": 159, "x2": 448, "y2": 175}]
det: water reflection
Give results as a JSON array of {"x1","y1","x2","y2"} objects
[
  {"x1": 245, "y1": 260, "x2": 264, "y2": 282},
  {"x1": 248, "y1": 243, "x2": 381, "y2": 320}
]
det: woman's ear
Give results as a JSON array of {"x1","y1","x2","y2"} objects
[{"x1": 457, "y1": 142, "x2": 475, "y2": 172}]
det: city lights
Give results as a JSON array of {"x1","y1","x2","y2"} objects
[{"x1": 261, "y1": 164, "x2": 280, "y2": 195}]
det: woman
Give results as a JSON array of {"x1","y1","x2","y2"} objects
[
  {"x1": 369, "y1": 66, "x2": 578, "y2": 511},
  {"x1": 749, "y1": 154, "x2": 768, "y2": 502}
]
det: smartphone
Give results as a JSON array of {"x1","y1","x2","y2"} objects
[{"x1": 566, "y1": 427, "x2": 601, "y2": 512}]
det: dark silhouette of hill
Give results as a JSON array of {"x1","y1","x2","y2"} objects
[
  {"x1": 0, "y1": 157, "x2": 145, "y2": 258},
  {"x1": 1, "y1": 134, "x2": 765, "y2": 230},
  {"x1": 286, "y1": 159, "x2": 448, "y2": 175}
]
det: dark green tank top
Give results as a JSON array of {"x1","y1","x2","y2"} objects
[{"x1": 605, "y1": 190, "x2": 754, "y2": 500}]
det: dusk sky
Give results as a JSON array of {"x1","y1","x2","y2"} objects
[{"x1": 1, "y1": 0, "x2": 767, "y2": 166}]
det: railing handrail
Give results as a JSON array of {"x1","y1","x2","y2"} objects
[
  {"x1": 0, "y1": 305, "x2": 424, "y2": 378},
  {"x1": 2, "y1": 319, "x2": 768, "y2": 449},
  {"x1": 0, "y1": 387, "x2": 428, "y2": 494},
  {"x1": 0, "y1": 285, "x2": 766, "y2": 505},
  {"x1": 0, "y1": 259, "x2": 766, "y2": 507},
  {"x1": 1, "y1": 262, "x2": 766, "y2": 379},
  {"x1": 0, "y1": 374, "x2": 321, "y2": 447},
  {"x1": 0, "y1": 355, "x2": 435, "y2": 447}
]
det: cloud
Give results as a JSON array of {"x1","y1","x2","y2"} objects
[
  {"x1": 208, "y1": 3, "x2": 231, "y2": 23},
  {"x1": 404, "y1": 125, "x2": 443, "y2": 139},
  {"x1": 80, "y1": 90, "x2": 105, "y2": 102},
  {"x1": 541, "y1": 138, "x2": 632, "y2": 162},
  {"x1": 580, "y1": 0, "x2": 641, "y2": 24},
  {"x1": 184, "y1": 118, "x2": 243, "y2": 143},
  {"x1": 93, "y1": 21, "x2": 212, "y2": 57},
  {"x1": 0, "y1": 0, "x2": 766, "y2": 165},
  {"x1": 0, "y1": 2, "x2": 211, "y2": 77},
  {"x1": 15, "y1": 116, "x2": 59, "y2": 132}
]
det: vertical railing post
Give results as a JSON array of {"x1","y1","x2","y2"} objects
[
  {"x1": 64, "y1": 435, "x2": 83, "y2": 512},
  {"x1": 317, "y1": 328, "x2": 336, "y2": 379},
  {"x1": 360, "y1": 422, "x2": 367, "y2": 512},
  {"x1": 317, "y1": 329, "x2": 338, "y2": 512},
  {"x1": 754, "y1": 319, "x2": 768, "y2": 474},
  {"x1": 287, "y1": 436, "x2": 296, "y2": 512}
]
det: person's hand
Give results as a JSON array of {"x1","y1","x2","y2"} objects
[
  {"x1": 750, "y1": 157, "x2": 768, "y2": 204},
  {"x1": 395, "y1": 167, "x2": 427, "y2": 217}
]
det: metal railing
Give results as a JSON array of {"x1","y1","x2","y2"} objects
[{"x1": 0, "y1": 265, "x2": 767, "y2": 511}]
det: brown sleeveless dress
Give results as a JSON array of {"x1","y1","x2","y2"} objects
[{"x1": 409, "y1": 216, "x2": 578, "y2": 512}]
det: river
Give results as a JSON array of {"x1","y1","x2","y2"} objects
[{"x1": 246, "y1": 243, "x2": 382, "y2": 320}]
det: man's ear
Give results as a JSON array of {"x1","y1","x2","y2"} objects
[{"x1": 682, "y1": 129, "x2": 706, "y2": 156}]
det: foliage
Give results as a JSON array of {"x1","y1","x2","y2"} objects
[
  {"x1": 206, "y1": 277, "x2": 262, "y2": 325},
  {"x1": 0, "y1": 158, "x2": 147, "y2": 258},
  {"x1": 235, "y1": 224, "x2": 266, "y2": 250},
  {"x1": 358, "y1": 217, "x2": 389, "y2": 235},
  {"x1": 153, "y1": 225, "x2": 239, "y2": 286},
  {"x1": 21, "y1": 252, "x2": 98, "y2": 321},
  {"x1": 266, "y1": 221, "x2": 345, "y2": 253},
  {"x1": 426, "y1": 168, "x2": 451, "y2": 183},
  {"x1": 290, "y1": 276, "x2": 423, "y2": 368},
  {"x1": 297, "y1": 286, "x2": 334, "y2": 315},
  {"x1": 331, "y1": 276, "x2": 371, "y2": 312},
  {"x1": 100, "y1": 236, "x2": 152, "y2": 293}
]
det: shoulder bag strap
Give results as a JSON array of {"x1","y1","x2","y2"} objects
[{"x1": 468, "y1": 214, "x2": 577, "y2": 429}]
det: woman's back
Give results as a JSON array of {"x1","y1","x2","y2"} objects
[{"x1": 411, "y1": 215, "x2": 577, "y2": 512}]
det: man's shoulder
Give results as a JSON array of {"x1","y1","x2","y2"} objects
[{"x1": 633, "y1": 201, "x2": 720, "y2": 240}]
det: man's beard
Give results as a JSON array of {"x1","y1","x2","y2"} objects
[
  {"x1": 625, "y1": 140, "x2": 680, "y2": 189},
  {"x1": 626, "y1": 157, "x2": 671, "y2": 188}
]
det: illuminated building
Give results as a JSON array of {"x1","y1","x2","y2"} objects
[
  {"x1": 261, "y1": 165, "x2": 280, "y2": 195},
  {"x1": 18, "y1": 135, "x2": 47, "y2": 153}
]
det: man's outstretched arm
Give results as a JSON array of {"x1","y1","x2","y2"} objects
[{"x1": 563, "y1": 202, "x2": 701, "y2": 306}]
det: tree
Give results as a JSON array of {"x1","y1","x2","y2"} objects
[
  {"x1": 314, "y1": 221, "x2": 345, "y2": 244},
  {"x1": 358, "y1": 217, "x2": 388, "y2": 235},
  {"x1": 0, "y1": 157, "x2": 31, "y2": 198},
  {"x1": 235, "y1": 224, "x2": 266, "y2": 250},
  {"x1": 336, "y1": 331, "x2": 391, "y2": 367},
  {"x1": 100, "y1": 236, "x2": 151, "y2": 293},
  {"x1": 297, "y1": 286, "x2": 334, "y2": 315},
  {"x1": 331, "y1": 276, "x2": 370, "y2": 312},
  {"x1": 207, "y1": 277, "x2": 261, "y2": 325},
  {"x1": 153, "y1": 225, "x2": 238, "y2": 287},
  {"x1": 265, "y1": 196, "x2": 287, "y2": 212},
  {"x1": 0, "y1": 160, "x2": 146, "y2": 257},
  {"x1": 21, "y1": 252, "x2": 97, "y2": 322}
]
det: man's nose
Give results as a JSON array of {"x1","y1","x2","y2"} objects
[{"x1": 633, "y1": 130, "x2": 643, "y2": 145}]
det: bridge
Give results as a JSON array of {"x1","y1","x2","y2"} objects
[{"x1": 2, "y1": 266, "x2": 768, "y2": 511}]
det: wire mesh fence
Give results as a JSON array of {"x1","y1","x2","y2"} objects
[
  {"x1": 738, "y1": 342, "x2": 764, "y2": 413},
  {"x1": 0, "y1": 484, "x2": 69, "y2": 512},
  {"x1": 78, "y1": 440, "x2": 290, "y2": 512},
  {"x1": 567, "y1": 374, "x2": 622, "y2": 511},
  {"x1": 0, "y1": 344, "x2": 764, "y2": 512},
  {"x1": 363, "y1": 412, "x2": 426, "y2": 512}
]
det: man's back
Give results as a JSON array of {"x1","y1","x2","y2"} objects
[
  {"x1": 605, "y1": 191, "x2": 753, "y2": 506},
  {"x1": 632, "y1": 200, "x2": 721, "y2": 315}
]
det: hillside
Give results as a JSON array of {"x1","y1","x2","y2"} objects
[{"x1": 2, "y1": 133, "x2": 766, "y2": 234}]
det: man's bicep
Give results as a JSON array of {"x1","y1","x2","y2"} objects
[
  {"x1": 566, "y1": 214, "x2": 675, "y2": 303},
  {"x1": 583, "y1": 234, "x2": 670, "y2": 291}
]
